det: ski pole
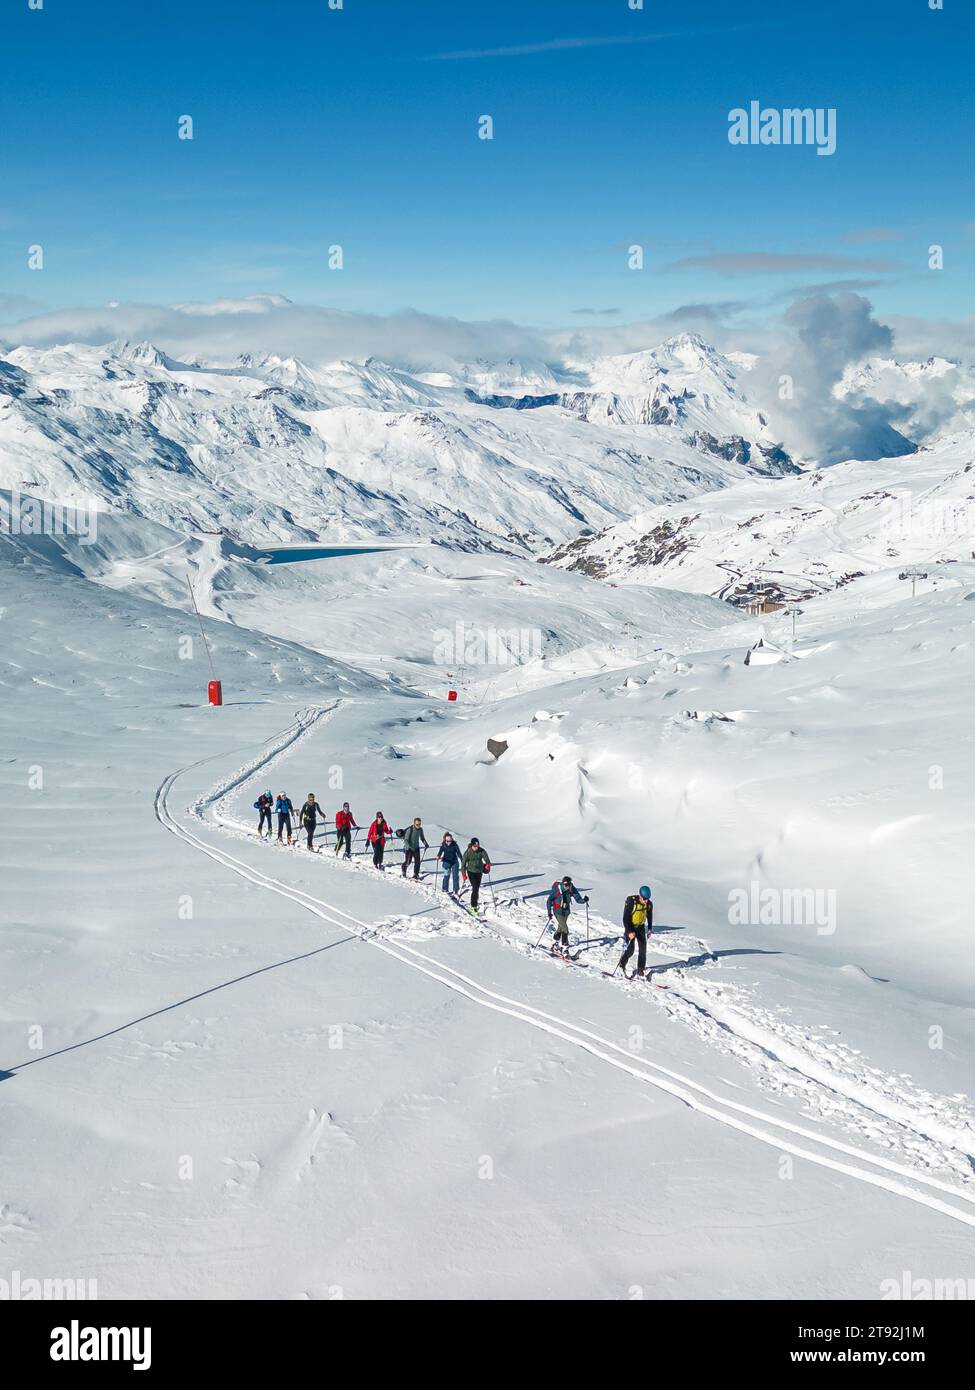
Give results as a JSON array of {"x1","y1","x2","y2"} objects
[
  {"x1": 585, "y1": 900, "x2": 590, "y2": 953},
  {"x1": 608, "y1": 929, "x2": 635, "y2": 977},
  {"x1": 488, "y1": 867, "x2": 498, "y2": 909},
  {"x1": 534, "y1": 917, "x2": 552, "y2": 951}
]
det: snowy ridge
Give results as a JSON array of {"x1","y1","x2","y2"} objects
[{"x1": 543, "y1": 432, "x2": 975, "y2": 604}]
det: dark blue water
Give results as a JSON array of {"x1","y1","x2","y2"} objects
[{"x1": 258, "y1": 545, "x2": 405, "y2": 565}]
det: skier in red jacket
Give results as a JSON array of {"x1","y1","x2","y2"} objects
[
  {"x1": 366, "y1": 812, "x2": 392, "y2": 869},
  {"x1": 334, "y1": 802, "x2": 359, "y2": 859}
]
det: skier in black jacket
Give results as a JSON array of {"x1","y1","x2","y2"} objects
[
  {"x1": 254, "y1": 791, "x2": 273, "y2": 838},
  {"x1": 619, "y1": 885, "x2": 653, "y2": 977},
  {"x1": 299, "y1": 794, "x2": 322, "y2": 851}
]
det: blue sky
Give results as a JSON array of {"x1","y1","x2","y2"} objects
[{"x1": 2, "y1": 0, "x2": 972, "y2": 331}]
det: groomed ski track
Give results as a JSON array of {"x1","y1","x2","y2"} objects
[{"x1": 154, "y1": 701, "x2": 975, "y2": 1233}]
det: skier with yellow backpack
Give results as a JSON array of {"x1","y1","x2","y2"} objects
[{"x1": 618, "y1": 885, "x2": 653, "y2": 977}]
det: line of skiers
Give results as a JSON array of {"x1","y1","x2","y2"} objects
[
  {"x1": 255, "y1": 794, "x2": 652, "y2": 961},
  {"x1": 255, "y1": 792, "x2": 355, "y2": 854},
  {"x1": 253, "y1": 793, "x2": 494, "y2": 912}
]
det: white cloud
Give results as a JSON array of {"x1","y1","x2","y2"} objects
[
  {"x1": 750, "y1": 293, "x2": 915, "y2": 463},
  {"x1": 884, "y1": 313, "x2": 975, "y2": 363},
  {"x1": 0, "y1": 297, "x2": 551, "y2": 373}
]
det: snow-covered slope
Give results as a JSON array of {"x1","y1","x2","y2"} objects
[
  {"x1": 3, "y1": 538, "x2": 975, "y2": 1299},
  {"x1": 0, "y1": 492, "x2": 743, "y2": 694},
  {"x1": 544, "y1": 432, "x2": 975, "y2": 607}
]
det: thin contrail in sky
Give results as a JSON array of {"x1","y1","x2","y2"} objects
[{"x1": 426, "y1": 28, "x2": 762, "y2": 62}]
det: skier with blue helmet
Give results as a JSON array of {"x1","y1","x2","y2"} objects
[
  {"x1": 254, "y1": 790, "x2": 273, "y2": 838},
  {"x1": 619, "y1": 885, "x2": 653, "y2": 977}
]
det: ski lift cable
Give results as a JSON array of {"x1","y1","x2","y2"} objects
[{"x1": 185, "y1": 573, "x2": 217, "y2": 683}]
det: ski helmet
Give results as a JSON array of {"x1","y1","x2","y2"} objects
[{"x1": 639, "y1": 885, "x2": 651, "y2": 898}]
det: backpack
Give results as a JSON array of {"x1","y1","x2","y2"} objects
[
  {"x1": 550, "y1": 880, "x2": 571, "y2": 911},
  {"x1": 628, "y1": 895, "x2": 648, "y2": 928}
]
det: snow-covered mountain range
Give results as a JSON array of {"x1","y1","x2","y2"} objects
[
  {"x1": 5, "y1": 328, "x2": 971, "y2": 617},
  {"x1": 1, "y1": 333, "x2": 800, "y2": 562}
]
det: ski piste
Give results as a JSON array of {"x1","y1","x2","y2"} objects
[
  {"x1": 180, "y1": 706, "x2": 973, "y2": 1251},
  {"x1": 118, "y1": 695, "x2": 975, "y2": 1312}
]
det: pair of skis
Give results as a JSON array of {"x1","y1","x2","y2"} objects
[
  {"x1": 447, "y1": 892, "x2": 481, "y2": 918},
  {"x1": 602, "y1": 962, "x2": 669, "y2": 987},
  {"x1": 534, "y1": 944, "x2": 588, "y2": 967}
]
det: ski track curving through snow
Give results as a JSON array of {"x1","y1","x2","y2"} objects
[
  {"x1": 203, "y1": 709, "x2": 975, "y2": 1184},
  {"x1": 153, "y1": 702, "x2": 975, "y2": 1232},
  {"x1": 148, "y1": 700, "x2": 973, "y2": 1234}
]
